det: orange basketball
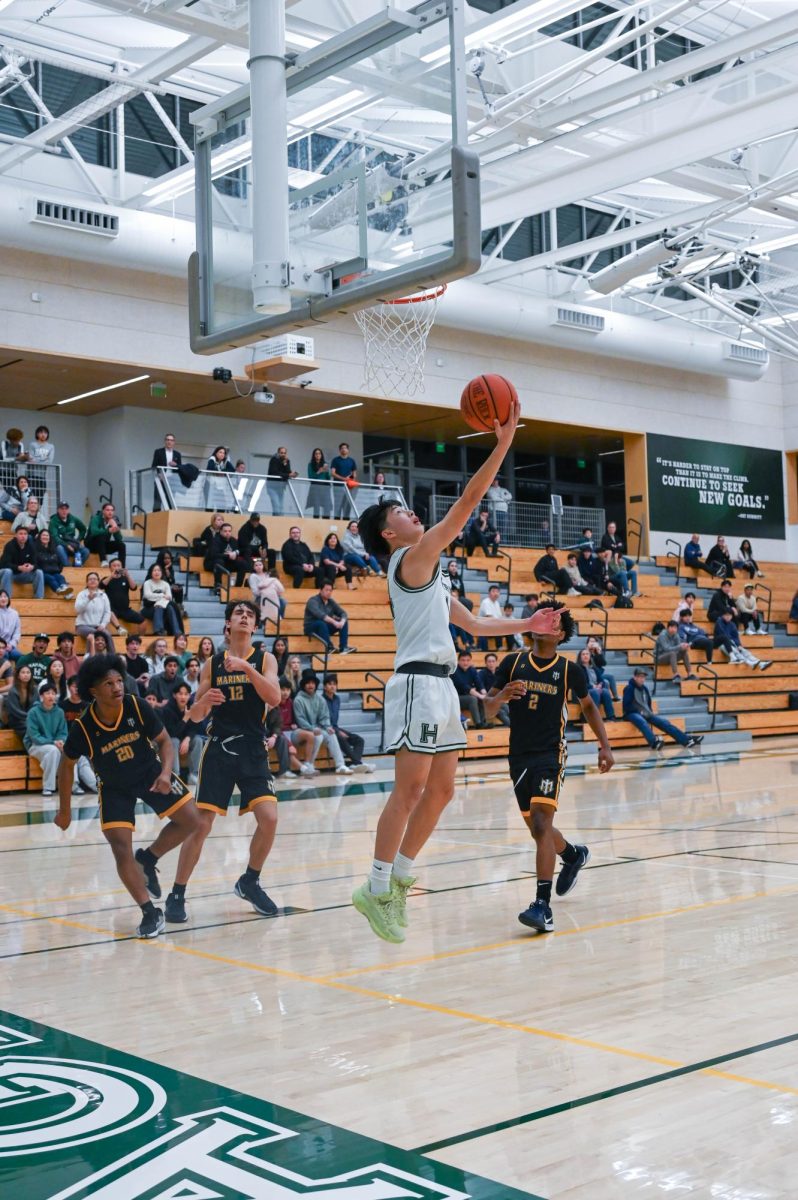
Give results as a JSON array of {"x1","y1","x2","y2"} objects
[{"x1": 460, "y1": 374, "x2": 518, "y2": 433}]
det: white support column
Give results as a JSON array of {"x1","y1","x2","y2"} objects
[{"x1": 249, "y1": 0, "x2": 291, "y2": 314}]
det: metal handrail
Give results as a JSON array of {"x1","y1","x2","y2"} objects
[
  {"x1": 588, "y1": 608, "x2": 609, "y2": 648},
  {"x1": 627, "y1": 517, "x2": 643, "y2": 564},
  {"x1": 98, "y1": 477, "x2": 113, "y2": 507},
  {"x1": 310, "y1": 646, "x2": 329, "y2": 675},
  {"x1": 696, "y1": 661, "x2": 719, "y2": 730},
  {"x1": 640, "y1": 631, "x2": 660, "y2": 696},
  {"x1": 173, "y1": 532, "x2": 192, "y2": 601},
  {"x1": 364, "y1": 671, "x2": 387, "y2": 746},
  {"x1": 754, "y1": 581, "x2": 772, "y2": 629},
  {"x1": 130, "y1": 506, "x2": 147, "y2": 568},
  {"x1": 665, "y1": 538, "x2": 682, "y2": 586},
  {"x1": 494, "y1": 548, "x2": 512, "y2": 599}
]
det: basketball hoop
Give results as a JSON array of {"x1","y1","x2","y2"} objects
[{"x1": 354, "y1": 283, "x2": 446, "y2": 397}]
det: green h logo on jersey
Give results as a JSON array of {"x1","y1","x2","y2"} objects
[{"x1": 420, "y1": 723, "x2": 438, "y2": 744}]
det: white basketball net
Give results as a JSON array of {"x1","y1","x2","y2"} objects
[{"x1": 354, "y1": 284, "x2": 446, "y2": 397}]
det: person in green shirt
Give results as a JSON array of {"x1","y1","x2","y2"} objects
[
  {"x1": 86, "y1": 502, "x2": 126, "y2": 567},
  {"x1": 306, "y1": 448, "x2": 332, "y2": 519},
  {"x1": 48, "y1": 500, "x2": 89, "y2": 566},
  {"x1": 18, "y1": 633, "x2": 52, "y2": 686},
  {"x1": 24, "y1": 680, "x2": 68, "y2": 796}
]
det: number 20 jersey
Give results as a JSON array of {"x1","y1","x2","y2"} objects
[{"x1": 63, "y1": 694, "x2": 163, "y2": 790}]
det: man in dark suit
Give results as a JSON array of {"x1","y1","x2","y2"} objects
[{"x1": 151, "y1": 433, "x2": 182, "y2": 511}]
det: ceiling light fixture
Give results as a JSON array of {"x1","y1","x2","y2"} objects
[
  {"x1": 294, "y1": 402, "x2": 364, "y2": 421},
  {"x1": 56, "y1": 374, "x2": 150, "y2": 407}
]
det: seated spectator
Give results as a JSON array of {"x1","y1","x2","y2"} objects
[
  {"x1": 445, "y1": 527, "x2": 466, "y2": 558},
  {"x1": 577, "y1": 647, "x2": 616, "y2": 720},
  {"x1": 306, "y1": 448, "x2": 332, "y2": 519},
  {"x1": 276, "y1": 676, "x2": 317, "y2": 776},
  {"x1": 707, "y1": 580, "x2": 739, "y2": 627},
  {"x1": 330, "y1": 442, "x2": 358, "y2": 520},
  {"x1": 466, "y1": 508, "x2": 500, "y2": 557},
  {"x1": 197, "y1": 513, "x2": 225, "y2": 566},
  {"x1": 0, "y1": 638, "x2": 14, "y2": 694},
  {"x1": 90, "y1": 631, "x2": 113, "y2": 657},
  {"x1": 0, "y1": 527, "x2": 44, "y2": 599},
  {"x1": 75, "y1": 571, "x2": 118, "y2": 653},
  {"x1": 171, "y1": 633, "x2": 190, "y2": 666},
  {"x1": 52, "y1": 631, "x2": 82, "y2": 679},
  {"x1": 705, "y1": 535, "x2": 734, "y2": 580},
  {"x1": 736, "y1": 583, "x2": 765, "y2": 634},
  {"x1": 502, "y1": 601, "x2": 525, "y2": 650},
  {"x1": 607, "y1": 549, "x2": 638, "y2": 597},
  {"x1": 6, "y1": 474, "x2": 33, "y2": 518},
  {"x1": 141, "y1": 563, "x2": 183, "y2": 634},
  {"x1": 34, "y1": 529, "x2": 73, "y2": 598},
  {"x1": 155, "y1": 549, "x2": 185, "y2": 612},
  {"x1": 478, "y1": 652, "x2": 509, "y2": 726},
  {"x1": 342, "y1": 520, "x2": 383, "y2": 576},
  {"x1": 46, "y1": 657, "x2": 68, "y2": 703},
  {"x1": 24, "y1": 680, "x2": 68, "y2": 796},
  {"x1": 3, "y1": 662, "x2": 35, "y2": 735},
  {"x1": 238, "y1": 512, "x2": 275, "y2": 569},
  {"x1": 59, "y1": 675, "x2": 97, "y2": 794},
  {"x1": 11, "y1": 496, "x2": 48, "y2": 538},
  {"x1": 183, "y1": 656, "x2": 201, "y2": 697},
  {"x1": 318, "y1": 532, "x2": 355, "y2": 589},
  {"x1": 521, "y1": 593, "x2": 539, "y2": 619},
  {"x1": 102, "y1": 558, "x2": 144, "y2": 627},
  {"x1": 684, "y1": 534, "x2": 716, "y2": 576},
  {"x1": 452, "y1": 649, "x2": 488, "y2": 728},
  {"x1": 0, "y1": 590, "x2": 21, "y2": 660},
  {"x1": 304, "y1": 582, "x2": 355, "y2": 653},
  {"x1": 555, "y1": 552, "x2": 590, "y2": 596},
  {"x1": 267, "y1": 446, "x2": 298, "y2": 516},
  {"x1": 655, "y1": 620, "x2": 696, "y2": 683},
  {"x1": 86, "y1": 502, "x2": 126, "y2": 567},
  {"x1": 323, "y1": 673, "x2": 374, "y2": 772},
  {"x1": 49, "y1": 500, "x2": 88, "y2": 567},
  {"x1": 734, "y1": 539, "x2": 763, "y2": 580},
  {"x1": 486, "y1": 477, "x2": 512, "y2": 539},
  {"x1": 600, "y1": 522, "x2": 634, "y2": 573},
  {"x1": 622, "y1": 668, "x2": 701, "y2": 749},
  {"x1": 445, "y1": 558, "x2": 463, "y2": 587},
  {"x1": 270, "y1": 635, "x2": 289, "y2": 677},
  {"x1": 677, "y1": 608, "x2": 714, "y2": 663},
  {"x1": 18, "y1": 633, "x2": 52, "y2": 686},
  {"x1": 124, "y1": 634, "x2": 150, "y2": 696},
  {"x1": 285, "y1": 655, "x2": 303, "y2": 697},
  {"x1": 576, "y1": 547, "x2": 603, "y2": 595},
  {"x1": 713, "y1": 610, "x2": 772, "y2": 670},
  {"x1": 161, "y1": 681, "x2": 203, "y2": 784},
  {"x1": 595, "y1": 549, "x2": 623, "y2": 598},
  {"x1": 208, "y1": 522, "x2": 250, "y2": 594},
  {"x1": 146, "y1": 655, "x2": 184, "y2": 707},
  {"x1": 293, "y1": 669, "x2": 352, "y2": 773},
  {"x1": 281, "y1": 526, "x2": 317, "y2": 589},
  {"x1": 533, "y1": 544, "x2": 559, "y2": 587},
  {"x1": 671, "y1": 591, "x2": 698, "y2": 622},
  {"x1": 585, "y1": 635, "x2": 619, "y2": 699},
  {"x1": 477, "y1": 583, "x2": 504, "y2": 651},
  {"x1": 249, "y1": 558, "x2": 286, "y2": 626},
  {"x1": 449, "y1": 584, "x2": 474, "y2": 650}
]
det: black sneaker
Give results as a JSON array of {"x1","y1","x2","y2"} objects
[
  {"x1": 137, "y1": 907, "x2": 164, "y2": 939},
  {"x1": 164, "y1": 892, "x2": 187, "y2": 923},
  {"x1": 518, "y1": 899, "x2": 554, "y2": 932},
  {"x1": 234, "y1": 875, "x2": 278, "y2": 917},
  {"x1": 135, "y1": 848, "x2": 161, "y2": 899},
  {"x1": 652, "y1": 736, "x2": 665, "y2": 751},
  {"x1": 556, "y1": 844, "x2": 591, "y2": 896},
  {"x1": 686, "y1": 735, "x2": 704, "y2": 748}
]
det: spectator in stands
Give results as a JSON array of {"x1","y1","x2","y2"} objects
[
  {"x1": 146, "y1": 655, "x2": 184, "y2": 708},
  {"x1": 449, "y1": 584, "x2": 474, "y2": 651},
  {"x1": 452, "y1": 650, "x2": 488, "y2": 728},
  {"x1": 304, "y1": 582, "x2": 354, "y2": 653},
  {"x1": 576, "y1": 547, "x2": 603, "y2": 595},
  {"x1": 466, "y1": 508, "x2": 500, "y2": 557},
  {"x1": 577, "y1": 648, "x2": 617, "y2": 720},
  {"x1": 249, "y1": 559, "x2": 286, "y2": 626},
  {"x1": 277, "y1": 676, "x2": 317, "y2": 777},
  {"x1": 204, "y1": 445, "x2": 235, "y2": 510},
  {"x1": 91, "y1": 632, "x2": 112, "y2": 657},
  {"x1": 235, "y1": 459, "x2": 247, "y2": 473},
  {"x1": 595, "y1": 549, "x2": 623, "y2": 598},
  {"x1": 623, "y1": 668, "x2": 701, "y2": 749},
  {"x1": 49, "y1": 500, "x2": 88, "y2": 567},
  {"x1": 684, "y1": 534, "x2": 716, "y2": 576},
  {"x1": 281, "y1": 526, "x2": 317, "y2": 589},
  {"x1": 503, "y1": 601, "x2": 525, "y2": 649},
  {"x1": 198, "y1": 513, "x2": 225, "y2": 567},
  {"x1": 4, "y1": 662, "x2": 34, "y2": 735},
  {"x1": 600, "y1": 522, "x2": 634, "y2": 573},
  {"x1": 101, "y1": 558, "x2": 143, "y2": 627},
  {"x1": 557, "y1": 552, "x2": 591, "y2": 596},
  {"x1": 323, "y1": 673, "x2": 374, "y2": 772},
  {"x1": 608, "y1": 549, "x2": 638, "y2": 597},
  {"x1": 575, "y1": 528, "x2": 596, "y2": 552},
  {"x1": 18, "y1": 633, "x2": 52, "y2": 686},
  {"x1": 46, "y1": 657, "x2": 67, "y2": 703},
  {"x1": 171, "y1": 633, "x2": 190, "y2": 667},
  {"x1": 734, "y1": 539, "x2": 763, "y2": 579},
  {"x1": 0, "y1": 638, "x2": 14, "y2": 694},
  {"x1": 0, "y1": 590, "x2": 21, "y2": 660},
  {"x1": 59, "y1": 676, "x2": 97, "y2": 794},
  {"x1": 24, "y1": 679, "x2": 67, "y2": 795},
  {"x1": 266, "y1": 446, "x2": 298, "y2": 516},
  {"x1": 27, "y1": 425, "x2": 54, "y2": 501},
  {"x1": 1, "y1": 428, "x2": 26, "y2": 492},
  {"x1": 477, "y1": 583, "x2": 504, "y2": 651},
  {"x1": 264, "y1": 694, "x2": 298, "y2": 779},
  {"x1": 183, "y1": 656, "x2": 201, "y2": 697},
  {"x1": 677, "y1": 608, "x2": 714, "y2": 663},
  {"x1": 479, "y1": 652, "x2": 510, "y2": 726},
  {"x1": 53, "y1": 631, "x2": 81, "y2": 680},
  {"x1": 705, "y1": 535, "x2": 735, "y2": 580},
  {"x1": 586, "y1": 635, "x2": 619, "y2": 699},
  {"x1": 537, "y1": 516, "x2": 552, "y2": 545},
  {"x1": 0, "y1": 527, "x2": 44, "y2": 599},
  {"x1": 736, "y1": 584, "x2": 766, "y2": 634},
  {"x1": 285, "y1": 655, "x2": 303, "y2": 696},
  {"x1": 155, "y1": 550, "x2": 186, "y2": 614},
  {"x1": 521, "y1": 593, "x2": 539, "y2": 619},
  {"x1": 161, "y1": 681, "x2": 202, "y2": 784},
  {"x1": 238, "y1": 512, "x2": 273, "y2": 568},
  {"x1": 655, "y1": 620, "x2": 696, "y2": 682},
  {"x1": 86, "y1": 502, "x2": 126, "y2": 567},
  {"x1": 270, "y1": 635, "x2": 289, "y2": 677},
  {"x1": 209, "y1": 522, "x2": 249, "y2": 594},
  {"x1": 306, "y1": 448, "x2": 332, "y2": 519},
  {"x1": 707, "y1": 580, "x2": 740, "y2": 627},
  {"x1": 445, "y1": 559, "x2": 463, "y2": 587},
  {"x1": 672, "y1": 591, "x2": 698, "y2": 622},
  {"x1": 124, "y1": 634, "x2": 150, "y2": 696},
  {"x1": 445, "y1": 527, "x2": 466, "y2": 559},
  {"x1": 151, "y1": 434, "x2": 182, "y2": 512},
  {"x1": 330, "y1": 442, "x2": 358, "y2": 519},
  {"x1": 486, "y1": 477, "x2": 512, "y2": 540},
  {"x1": 75, "y1": 571, "x2": 117, "y2": 652},
  {"x1": 534, "y1": 545, "x2": 559, "y2": 588},
  {"x1": 12, "y1": 496, "x2": 48, "y2": 538},
  {"x1": 713, "y1": 610, "x2": 771, "y2": 670},
  {"x1": 192, "y1": 637, "x2": 214, "y2": 672},
  {"x1": 142, "y1": 563, "x2": 183, "y2": 634},
  {"x1": 293, "y1": 669, "x2": 352, "y2": 773},
  {"x1": 318, "y1": 532, "x2": 355, "y2": 589},
  {"x1": 34, "y1": 529, "x2": 73, "y2": 598},
  {"x1": 343, "y1": 520, "x2": 384, "y2": 576}
]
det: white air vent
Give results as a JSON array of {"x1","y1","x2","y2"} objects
[
  {"x1": 724, "y1": 341, "x2": 768, "y2": 365},
  {"x1": 31, "y1": 199, "x2": 119, "y2": 237},
  {"x1": 257, "y1": 334, "x2": 315, "y2": 358},
  {"x1": 551, "y1": 305, "x2": 605, "y2": 333}
]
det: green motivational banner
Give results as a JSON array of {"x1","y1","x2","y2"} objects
[{"x1": 647, "y1": 433, "x2": 785, "y2": 540}]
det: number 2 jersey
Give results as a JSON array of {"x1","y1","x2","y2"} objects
[
  {"x1": 63, "y1": 693, "x2": 164, "y2": 790},
  {"x1": 208, "y1": 645, "x2": 268, "y2": 739},
  {"x1": 493, "y1": 651, "x2": 588, "y2": 760}
]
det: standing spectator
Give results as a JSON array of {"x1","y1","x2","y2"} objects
[
  {"x1": 684, "y1": 534, "x2": 716, "y2": 576},
  {"x1": 102, "y1": 558, "x2": 143, "y2": 627},
  {"x1": 276, "y1": 676, "x2": 317, "y2": 776},
  {"x1": 267, "y1": 446, "x2": 298, "y2": 516},
  {"x1": 249, "y1": 558, "x2": 286, "y2": 626},
  {"x1": 452, "y1": 649, "x2": 488, "y2": 728},
  {"x1": 18, "y1": 633, "x2": 52, "y2": 686},
  {"x1": 714, "y1": 610, "x2": 771, "y2": 670},
  {"x1": 306, "y1": 448, "x2": 332, "y2": 519},
  {"x1": 677, "y1": 609, "x2": 714, "y2": 663},
  {"x1": 151, "y1": 434, "x2": 182, "y2": 511},
  {"x1": 576, "y1": 648, "x2": 617, "y2": 720},
  {"x1": 736, "y1": 584, "x2": 766, "y2": 634},
  {"x1": 622, "y1": 668, "x2": 700, "y2": 749},
  {"x1": 486, "y1": 477, "x2": 512, "y2": 540},
  {"x1": 318, "y1": 532, "x2": 355, "y2": 589},
  {"x1": 146, "y1": 655, "x2": 184, "y2": 708},
  {"x1": 655, "y1": 620, "x2": 696, "y2": 682},
  {"x1": 53, "y1": 631, "x2": 82, "y2": 680},
  {"x1": 303, "y1": 582, "x2": 354, "y2": 653},
  {"x1": 4, "y1": 662, "x2": 35, "y2": 736},
  {"x1": 235, "y1": 459, "x2": 247, "y2": 473},
  {"x1": 11, "y1": 496, "x2": 48, "y2": 538},
  {"x1": 142, "y1": 564, "x2": 183, "y2": 634},
  {"x1": 600, "y1": 522, "x2": 635, "y2": 574},
  {"x1": 204, "y1": 445, "x2": 234, "y2": 511},
  {"x1": 586, "y1": 635, "x2": 619, "y2": 699},
  {"x1": 124, "y1": 634, "x2": 150, "y2": 696},
  {"x1": 49, "y1": 500, "x2": 88, "y2": 566},
  {"x1": 292, "y1": 669, "x2": 352, "y2": 773},
  {"x1": 281, "y1": 526, "x2": 317, "y2": 589},
  {"x1": 705, "y1": 535, "x2": 735, "y2": 580},
  {"x1": 0, "y1": 527, "x2": 44, "y2": 599},
  {"x1": 343, "y1": 520, "x2": 383, "y2": 576},
  {"x1": 270, "y1": 635, "x2": 289, "y2": 677},
  {"x1": 154, "y1": 549, "x2": 185, "y2": 614},
  {"x1": 479, "y1": 652, "x2": 510, "y2": 726},
  {"x1": 477, "y1": 583, "x2": 504, "y2": 651},
  {"x1": 209, "y1": 522, "x2": 249, "y2": 594},
  {"x1": 86, "y1": 502, "x2": 126, "y2": 567},
  {"x1": 330, "y1": 442, "x2": 358, "y2": 519},
  {"x1": 534, "y1": 545, "x2": 560, "y2": 587},
  {"x1": 24, "y1": 680, "x2": 67, "y2": 796},
  {"x1": 74, "y1": 571, "x2": 117, "y2": 653},
  {"x1": 238, "y1": 512, "x2": 274, "y2": 569},
  {"x1": 161, "y1": 682, "x2": 203, "y2": 784},
  {"x1": 466, "y1": 508, "x2": 500, "y2": 557},
  {"x1": 556, "y1": 552, "x2": 593, "y2": 596},
  {"x1": 537, "y1": 516, "x2": 552, "y2": 545},
  {"x1": 707, "y1": 580, "x2": 739, "y2": 627},
  {"x1": 734, "y1": 539, "x2": 763, "y2": 579},
  {"x1": 574, "y1": 528, "x2": 596, "y2": 552},
  {"x1": 0, "y1": 591, "x2": 21, "y2": 660},
  {"x1": 34, "y1": 529, "x2": 73, "y2": 597},
  {"x1": 27, "y1": 425, "x2": 54, "y2": 501},
  {"x1": 0, "y1": 427, "x2": 26, "y2": 492},
  {"x1": 322, "y1": 673, "x2": 374, "y2": 771}
]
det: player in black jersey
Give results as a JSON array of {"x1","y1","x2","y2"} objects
[
  {"x1": 155, "y1": 599, "x2": 282, "y2": 919},
  {"x1": 54, "y1": 655, "x2": 205, "y2": 939},
  {"x1": 486, "y1": 600, "x2": 614, "y2": 933}
]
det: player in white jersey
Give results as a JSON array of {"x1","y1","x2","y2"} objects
[{"x1": 352, "y1": 399, "x2": 564, "y2": 942}]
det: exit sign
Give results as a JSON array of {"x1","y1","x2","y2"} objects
[{"x1": 435, "y1": 442, "x2": 445, "y2": 453}]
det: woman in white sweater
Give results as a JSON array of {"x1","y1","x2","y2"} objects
[
  {"x1": 342, "y1": 520, "x2": 385, "y2": 576},
  {"x1": 75, "y1": 570, "x2": 119, "y2": 653},
  {"x1": 248, "y1": 557, "x2": 286, "y2": 626},
  {"x1": 141, "y1": 563, "x2": 183, "y2": 635}
]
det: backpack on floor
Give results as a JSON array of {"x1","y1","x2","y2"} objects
[
  {"x1": 788, "y1": 693, "x2": 798, "y2": 711},
  {"x1": 615, "y1": 595, "x2": 634, "y2": 609}
]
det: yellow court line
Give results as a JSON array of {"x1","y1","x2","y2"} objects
[{"x1": 0, "y1": 902, "x2": 129, "y2": 940}]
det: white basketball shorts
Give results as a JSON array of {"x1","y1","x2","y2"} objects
[{"x1": 383, "y1": 672, "x2": 467, "y2": 755}]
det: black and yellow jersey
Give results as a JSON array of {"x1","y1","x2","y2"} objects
[
  {"x1": 493, "y1": 651, "x2": 588, "y2": 760},
  {"x1": 63, "y1": 694, "x2": 162, "y2": 789},
  {"x1": 208, "y1": 645, "x2": 268, "y2": 739}
]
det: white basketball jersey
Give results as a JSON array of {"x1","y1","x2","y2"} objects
[{"x1": 388, "y1": 547, "x2": 457, "y2": 673}]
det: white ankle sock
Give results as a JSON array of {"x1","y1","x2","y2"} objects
[
  {"x1": 369, "y1": 859, "x2": 393, "y2": 895},
  {"x1": 393, "y1": 852, "x2": 415, "y2": 880}
]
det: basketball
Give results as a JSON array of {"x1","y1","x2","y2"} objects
[{"x1": 460, "y1": 374, "x2": 518, "y2": 432}]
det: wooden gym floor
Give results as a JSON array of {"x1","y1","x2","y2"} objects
[{"x1": 2, "y1": 741, "x2": 798, "y2": 1198}]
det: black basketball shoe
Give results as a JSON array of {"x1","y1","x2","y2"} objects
[
  {"x1": 234, "y1": 875, "x2": 278, "y2": 917},
  {"x1": 556, "y1": 845, "x2": 591, "y2": 897}
]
